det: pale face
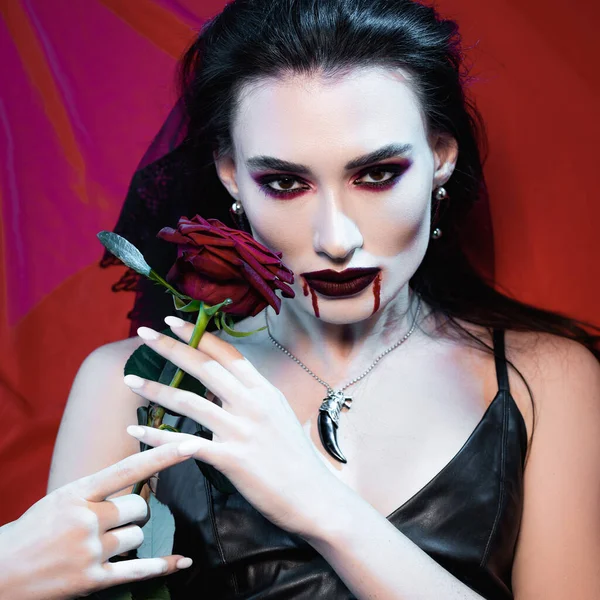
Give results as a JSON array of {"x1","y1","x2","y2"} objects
[{"x1": 216, "y1": 67, "x2": 457, "y2": 325}]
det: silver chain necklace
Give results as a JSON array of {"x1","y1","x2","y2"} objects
[{"x1": 266, "y1": 294, "x2": 422, "y2": 464}]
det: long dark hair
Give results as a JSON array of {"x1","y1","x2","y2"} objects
[{"x1": 101, "y1": 0, "x2": 599, "y2": 441}]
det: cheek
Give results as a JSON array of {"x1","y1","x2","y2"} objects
[
  {"x1": 358, "y1": 162, "x2": 433, "y2": 256},
  {"x1": 361, "y1": 193, "x2": 431, "y2": 256},
  {"x1": 241, "y1": 201, "x2": 306, "y2": 261},
  {"x1": 237, "y1": 172, "x2": 313, "y2": 261}
]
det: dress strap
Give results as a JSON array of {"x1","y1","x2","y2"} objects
[{"x1": 492, "y1": 329, "x2": 510, "y2": 392}]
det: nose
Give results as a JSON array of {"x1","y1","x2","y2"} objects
[{"x1": 312, "y1": 194, "x2": 363, "y2": 261}]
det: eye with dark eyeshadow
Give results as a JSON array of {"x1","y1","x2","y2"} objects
[
  {"x1": 353, "y1": 165, "x2": 407, "y2": 189},
  {"x1": 257, "y1": 175, "x2": 307, "y2": 197},
  {"x1": 255, "y1": 163, "x2": 410, "y2": 199}
]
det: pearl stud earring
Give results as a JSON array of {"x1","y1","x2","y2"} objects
[{"x1": 435, "y1": 186, "x2": 448, "y2": 201}]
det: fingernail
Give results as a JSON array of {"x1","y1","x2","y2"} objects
[
  {"x1": 127, "y1": 425, "x2": 145, "y2": 438},
  {"x1": 165, "y1": 315, "x2": 187, "y2": 328},
  {"x1": 178, "y1": 440, "x2": 203, "y2": 456},
  {"x1": 177, "y1": 557, "x2": 193, "y2": 569},
  {"x1": 124, "y1": 374, "x2": 145, "y2": 388},
  {"x1": 137, "y1": 326, "x2": 160, "y2": 341}
]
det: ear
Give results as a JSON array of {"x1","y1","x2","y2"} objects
[
  {"x1": 213, "y1": 150, "x2": 240, "y2": 200},
  {"x1": 430, "y1": 133, "x2": 458, "y2": 188}
]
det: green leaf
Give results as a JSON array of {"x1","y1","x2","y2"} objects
[
  {"x1": 157, "y1": 424, "x2": 179, "y2": 433},
  {"x1": 157, "y1": 359, "x2": 180, "y2": 386},
  {"x1": 221, "y1": 313, "x2": 267, "y2": 338},
  {"x1": 203, "y1": 298, "x2": 232, "y2": 316},
  {"x1": 97, "y1": 232, "x2": 152, "y2": 277},
  {"x1": 124, "y1": 327, "x2": 176, "y2": 381},
  {"x1": 137, "y1": 405, "x2": 149, "y2": 426},
  {"x1": 124, "y1": 328, "x2": 203, "y2": 396},
  {"x1": 137, "y1": 494, "x2": 175, "y2": 559},
  {"x1": 172, "y1": 297, "x2": 202, "y2": 313}
]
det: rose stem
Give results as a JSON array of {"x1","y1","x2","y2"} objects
[
  {"x1": 151, "y1": 301, "x2": 210, "y2": 427},
  {"x1": 132, "y1": 302, "x2": 211, "y2": 496},
  {"x1": 149, "y1": 270, "x2": 190, "y2": 301}
]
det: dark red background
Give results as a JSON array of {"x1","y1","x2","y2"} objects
[{"x1": 0, "y1": 0, "x2": 597, "y2": 523}]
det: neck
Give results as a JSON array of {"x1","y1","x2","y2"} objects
[{"x1": 265, "y1": 286, "x2": 423, "y2": 386}]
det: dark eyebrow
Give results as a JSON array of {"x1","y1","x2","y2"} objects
[{"x1": 245, "y1": 143, "x2": 413, "y2": 174}]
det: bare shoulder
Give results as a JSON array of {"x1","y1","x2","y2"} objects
[
  {"x1": 47, "y1": 335, "x2": 147, "y2": 493},
  {"x1": 90, "y1": 335, "x2": 146, "y2": 363},
  {"x1": 505, "y1": 327, "x2": 598, "y2": 369},
  {"x1": 464, "y1": 328, "x2": 599, "y2": 447},
  {"x1": 449, "y1": 322, "x2": 599, "y2": 458},
  {"x1": 503, "y1": 332, "x2": 600, "y2": 597},
  {"x1": 503, "y1": 329, "x2": 600, "y2": 416}
]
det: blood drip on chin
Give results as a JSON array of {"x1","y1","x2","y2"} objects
[
  {"x1": 372, "y1": 272, "x2": 382, "y2": 315},
  {"x1": 309, "y1": 288, "x2": 320, "y2": 317},
  {"x1": 301, "y1": 276, "x2": 320, "y2": 318}
]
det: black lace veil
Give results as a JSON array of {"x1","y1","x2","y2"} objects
[{"x1": 98, "y1": 99, "x2": 235, "y2": 337}]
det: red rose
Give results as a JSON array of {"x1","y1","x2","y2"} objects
[{"x1": 157, "y1": 215, "x2": 295, "y2": 317}]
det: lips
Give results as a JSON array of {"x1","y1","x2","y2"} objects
[{"x1": 301, "y1": 267, "x2": 380, "y2": 298}]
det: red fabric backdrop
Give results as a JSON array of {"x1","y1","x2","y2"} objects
[{"x1": 0, "y1": 0, "x2": 598, "y2": 523}]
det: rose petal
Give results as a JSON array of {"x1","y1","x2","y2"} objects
[
  {"x1": 206, "y1": 245, "x2": 243, "y2": 267},
  {"x1": 272, "y1": 278, "x2": 295, "y2": 298},
  {"x1": 239, "y1": 262, "x2": 280, "y2": 309},
  {"x1": 182, "y1": 232, "x2": 235, "y2": 247},
  {"x1": 189, "y1": 250, "x2": 240, "y2": 279},
  {"x1": 161, "y1": 216, "x2": 294, "y2": 318},
  {"x1": 157, "y1": 229, "x2": 189, "y2": 244},
  {"x1": 234, "y1": 244, "x2": 280, "y2": 281}
]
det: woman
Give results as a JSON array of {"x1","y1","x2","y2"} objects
[{"x1": 48, "y1": 0, "x2": 600, "y2": 598}]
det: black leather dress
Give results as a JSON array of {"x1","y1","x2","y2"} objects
[{"x1": 156, "y1": 329, "x2": 528, "y2": 599}]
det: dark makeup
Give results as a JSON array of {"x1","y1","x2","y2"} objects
[
  {"x1": 300, "y1": 268, "x2": 383, "y2": 318},
  {"x1": 251, "y1": 160, "x2": 412, "y2": 199}
]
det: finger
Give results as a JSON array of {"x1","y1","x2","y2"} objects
[
  {"x1": 127, "y1": 426, "x2": 227, "y2": 469},
  {"x1": 123, "y1": 376, "x2": 240, "y2": 435},
  {"x1": 95, "y1": 493, "x2": 149, "y2": 531},
  {"x1": 101, "y1": 555, "x2": 193, "y2": 587},
  {"x1": 165, "y1": 317, "x2": 269, "y2": 388},
  {"x1": 137, "y1": 326, "x2": 249, "y2": 402},
  {"x1": 164, "y1": 317, "x2": 245, "y2": 361},
  {"x1": 72, "y1": 442, "x2": 198, "y2": 502},
  {"x1": 127, "y1": 426, "x2": 195, "y2": 446},
  {"x1": 102, "y1": 524, "x2": 144, "y2": 560}
]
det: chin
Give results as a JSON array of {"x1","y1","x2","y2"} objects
[{"x1": 301, "y1": 295, "x2": 387, "y2": 323}]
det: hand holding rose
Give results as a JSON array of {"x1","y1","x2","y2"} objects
[{"x1": 125, "y1": 320, "x2": 347, "y2": 540}]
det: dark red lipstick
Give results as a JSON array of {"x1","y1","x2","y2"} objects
[{"x1": 301, "y1": 267, "x2": 381, "y2": 298}]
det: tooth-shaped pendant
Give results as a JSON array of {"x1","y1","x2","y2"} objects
[
  {"x1": 318, "y1": 411, "x2": 347, "y2": 463},
  {"x1": 318, "y1": 390, "x2": 352, "y2": 463}
]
